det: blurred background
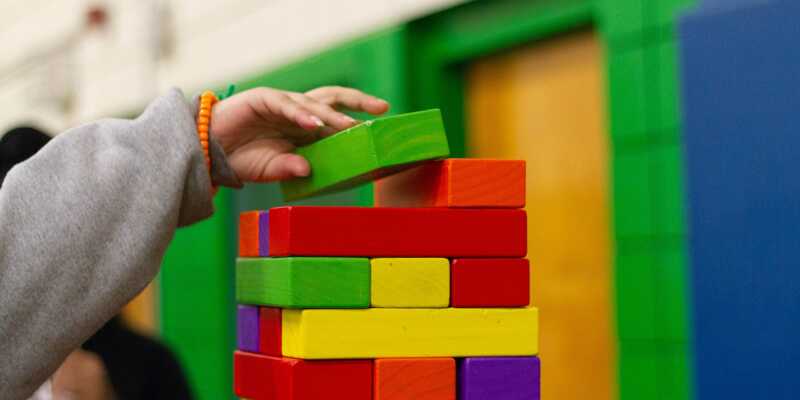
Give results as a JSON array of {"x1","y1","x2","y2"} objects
[{"x1": 2, "y1": 0, "x2": 798, "y2": 399}]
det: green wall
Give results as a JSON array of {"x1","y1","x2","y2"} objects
[{"x1": 159, "y1": 0, "x2": 696, "y2": 398}]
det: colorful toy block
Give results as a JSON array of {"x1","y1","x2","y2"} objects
[
  {"x1": 258, "y1": 307, "x2": 282, "y2": 356},
  {"x1": 233, "y1": 109, "x2": 541, "y2": 399},
  {"x1": 458, "y1": 357, "x2": 541, "y2": 400},
  {"x1": 450, "y1": 259, "x2": 530, "y2": 307},
  {"x1": 239, "y1": 211, "x2": 261, "y2": 257},
  {"x1": 234, "y1": 351, "x2": 372, "y2": 400},
  {"x1": 280, "y1": 307, "x2": 538, "y2": 359},
  {"x1": 237, "y1": 305, "x2": 260, "y2": 353},
  {"x1": 236, "y1": 257, "x2": 370, "y2": 308},
  {"x1": 265, "y1": 206, "x2": 527, "y2": 257},
  {"x1": 373, "y1": 159, "x2": 526, "y2": 208},
  {"x1": 374, "y1": 358, "x2": 456, "y2": 400},
  {"x1": 371, "y1": 258, "x2": 450, "y2": 308},
  {"x1": 280, "y1": 109, "x2": 449, "y2": 201}
]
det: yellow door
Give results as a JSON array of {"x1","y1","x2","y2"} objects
[{"x1": 467, "y1": 29, "x2": 615, "y2": 400}]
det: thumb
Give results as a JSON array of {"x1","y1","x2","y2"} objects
[
  {"x1": 226, "y1": 139, "x2": 311, "y2": 183},
  {"x1": 262, "y1": 153, "x2": 310, "y2": 182}
]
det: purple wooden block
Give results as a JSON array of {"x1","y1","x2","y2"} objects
[
  {"x1": 258, "y1": 211, "x2": 269, "y2": 256},
  {"x1": 458, "y1": 356, "x2": 540, "y2": 400},
  {"x1": 237, "y1": 305, "x2": 259, "y2": 352}
]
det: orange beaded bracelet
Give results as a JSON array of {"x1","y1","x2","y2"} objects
[{"x1": 197, "y1": 90, "x2": 217, "y2": 174}]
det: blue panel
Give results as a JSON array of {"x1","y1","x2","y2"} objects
[
  {"x1": 680, "y1": 1, "x2": 800, "y2": 399},
  {"x1": 696, "y1": 0, "x2": 771, "y2": 11}
]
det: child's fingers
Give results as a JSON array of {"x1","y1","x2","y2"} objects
[
  {"x1": 253, "y1": 88, "x2": 323, "y2": 133},
  {"x1": 289, "y1": 93, "x2": 358, "y2": 133},
  {"x1": 305, "y1": 86, "x2": 389, "y2": 115},
  {"x1": 273, "y1": 94, "x2": 325, "y2": 133}
]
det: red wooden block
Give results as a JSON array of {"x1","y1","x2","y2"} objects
[
  {"x1": 258, "y1": 307, "x2": 281, "y2": 356},
  {"x1": 451, "y1": 258, "x2": 530, "y2": 307},
  {"x1": 234, "y1": 351, "x2": 372, "y2": 400},
  {"x1": 375, "y1": 358, "x2": 456, "y2": 400},
  {"x1": 266, "y1": 206, "x2": 526, "y2": 258},
  {"x1": 374, "y1": 159, "x2": 526, "y2": 208},
  {"x1": 239, "y1": 211, "x2": 260, "y2": 257}
]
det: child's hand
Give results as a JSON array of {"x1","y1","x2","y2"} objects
[{"x1": 210, "y1": 86, "x2": 389, "y2": 182}]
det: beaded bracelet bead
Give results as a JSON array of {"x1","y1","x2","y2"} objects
[{"x1": 197, "y1": 90, "x2": 218, "y2": 174}]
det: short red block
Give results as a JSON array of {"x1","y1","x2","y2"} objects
[
  {"x1": 451, "y1": 259, "x2": 530, "y2": 307},
  {"x1": 266, "y1": 206, "x2": 526, "y2": 258},
  {"x1": 375, "y1": 358, "x2": 456, "y2": 400},
  {"x1": 258, "y1": 307, "x2": 281, "y2": 356},
  {"x1": 234, "y1": 351, "x2": 372, "y2": 400},
  {"x1": 374, "y1": 159, "x2": 526, "y2": 208},
  {"x1": 239, "y1": 211, "x2": 261, "y2": 257}
]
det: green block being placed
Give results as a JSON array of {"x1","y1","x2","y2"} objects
[
  {"x1": 280, "y1": 109, "x2": 450, "y2": 201},
  {"x1": 236, "y1": 257, "x2": 370, "y2": 308}
]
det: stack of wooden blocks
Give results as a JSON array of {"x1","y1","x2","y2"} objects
[{"x1": 233, "y1": 110, "x2": 540, "y2": 400}]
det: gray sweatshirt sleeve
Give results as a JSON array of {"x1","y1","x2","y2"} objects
[{"x1": 0, "y1": 88, "x2": 240, "y2": 399}]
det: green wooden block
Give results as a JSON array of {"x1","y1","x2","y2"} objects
[
  {"x1": 280, "y1": 109, "x2": 449, "y2": 201},
  {"x1": 607, "y1": 46, "x2": 650, "y2": 148},
  {"x1": 236, "y1": 257, "x2": 370, "y2": 308},
  {"x1": 650, "y1": 143, "x2": 687, "y2": 236},
  {"x1": 616, "y1": 244, "x2": 658, "y2": 340},
  {"x1": 613, "y1": 148, "x2": 654, "y2": 237}
]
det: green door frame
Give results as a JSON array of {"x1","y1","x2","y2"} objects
[{"x1": 159, "y1": 0, "x2": 694, "y2": 398}]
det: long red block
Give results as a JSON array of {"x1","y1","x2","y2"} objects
[
  {"x1": 234, "y1": 351, "x2": 372, "y2": 400},
  {"x1": 451, "y1": 259, "x2": 530, "y2": 307},
  {"x1": 258, "y1": 307, "x2": 281, "y2": 356},
  {"x1": 265, "y1": 206, "x2": 526, "y2": 257},
  {"x1": 374, "y1": 159, "x2": 526, "y2": 208}
]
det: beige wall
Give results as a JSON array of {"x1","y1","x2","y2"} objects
[{"x1": 0, "y1": 0, "x2": 465, "y2": 135}]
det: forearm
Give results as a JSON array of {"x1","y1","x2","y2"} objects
[{"x1": 0, "y1": 88, "x2": 236, "y2": 399}]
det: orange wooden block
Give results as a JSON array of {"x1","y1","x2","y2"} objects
[
  {"x1": 239, "y1": 211, "x2": 261, "y2": 257},
  {"x1": 374, "y1": 159, "x2": 525, "y2": 208},
  {"x1": 374, "y1": 358, "x2": 456, "y2": 400}
]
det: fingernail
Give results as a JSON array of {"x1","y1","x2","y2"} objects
[
  {"x1": 311, "y1": 116, "x2": 325, "y2": 127},
  {"x1": 342, "y1": 115, "x2": 357, "y2": 124}
]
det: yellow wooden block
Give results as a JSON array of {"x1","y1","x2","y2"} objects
[
  {"x1": 371, "y1": 258, "x2": 450, "y2": 308},
  {"x1": 282, "y1": 307, "x2": 538, "y2": 359}
]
